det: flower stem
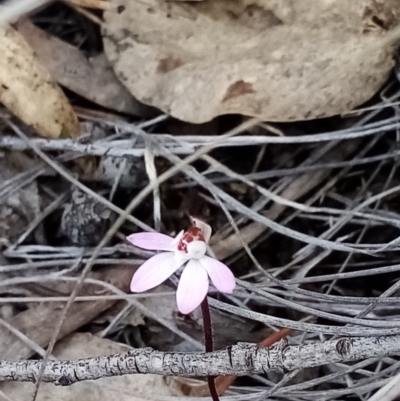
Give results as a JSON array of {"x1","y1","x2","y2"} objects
[{"x1": 200, "y1": 297, "x2": 219, "y2": 401}]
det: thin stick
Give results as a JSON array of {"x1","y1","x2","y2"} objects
[
  {"x1": 1, "y1": 334, "x2": 400, "y2": 383},
  {"x1": 215, "y1": 327, "x2": 293, "y2": 395}
]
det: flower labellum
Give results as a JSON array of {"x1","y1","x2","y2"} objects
[{"x1": 127, "y1": 217, "x2": 235, "y2": 314}]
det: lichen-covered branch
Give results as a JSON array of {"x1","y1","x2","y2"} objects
[{"x1": 1, "y1": 335, "x2": 400, "y2": 386}]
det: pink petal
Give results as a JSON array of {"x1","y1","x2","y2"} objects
[
  {"x1": 130, "y1": 252, "x2": 182, "y2": 292},
  {"x1": 176, "y1": 260, "x2": 209, "y2": 314},
  {"x1": 199, "y1": 256, "x2": 236, "y2": 294},
  {"x1": 191, "y1": 217, "x2": 212, "y2": 243},
  {"x1": 126, "y1": 232, "x2": 175, "y2": 251}
]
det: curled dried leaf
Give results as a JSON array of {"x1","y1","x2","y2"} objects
[
  {"x1": 16, "y1": 20, "x2": 154, "y2": 117},
  {"x1": 103, "y1": 0, "x2": 400, "y2": 123},
  {"x1": 0, "y1": 25, "x2": 80, "y2": 138}
]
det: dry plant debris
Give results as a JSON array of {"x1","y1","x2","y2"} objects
[
  {"x1": 0, "y1": 24, "x2": 80, "y2": 138},
  {"x1": 2, "y1": 1, "x2": 400, "y2": 401},
  {"x1": 15, "y1": 19, "x2": 153, "y2": 116},
  {"x1": 0, "y1": 265, "x2": 134, "y2": 360},
  {"x1": 103, "y1": 0, "x2": 400, "y2": 123},
  {"x1": 0, "y1": 151, "x2": 43, "y2": 244},
  {"x1": 0, "y1": 332, "x2": 190, "y2": 400},
  {"x1": 61, "y1": 189, "x2": 114, "y2": 246}
]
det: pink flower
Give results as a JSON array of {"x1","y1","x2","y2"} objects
[{"x1": 127, "y1": 217, "x2": 236, "y2": 314}]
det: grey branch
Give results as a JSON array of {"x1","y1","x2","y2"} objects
[
  {"x1": 0, "y1": 118, "x2": 399, "y2": 157},
  {"x1": 1, "y1": 335, "x2": 400, "y2": 386}
]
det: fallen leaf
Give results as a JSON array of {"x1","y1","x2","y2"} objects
[
  {"x1": 0, "y1": 332, "x2": 190, "y2": 400},
  {"x1": 0, "y1": 24, "x2": 80, "y2": 138},
  {"x1": 103, "y1": 0, "x2": 400, "y2": 123},
  {"x1": 16, "y1": 19, "x2": 155, "y2": 117}
]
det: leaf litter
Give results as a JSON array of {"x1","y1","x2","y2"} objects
[
  {"x1": 1, "y1": 1, "x2": 400, "y2": 401},
  {"x1": 103, "y1": 0, "x2": 400, "y2": 123}
]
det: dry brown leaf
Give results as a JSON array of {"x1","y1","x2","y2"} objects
[
  {"x1": 103, "y1": 0, "x2": 400, "y2": 123},
  {"x1": 16, "y1": 19, "x2": 154, "y2": 117},
  {"x1": 0, "y1": 332, "x2": 191, "y2": 400},
  {"x1": 0, "y1": 24, "x2": 80, "y2": 138}
]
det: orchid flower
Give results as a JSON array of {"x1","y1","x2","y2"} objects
[{"x1": 127, "y1": 217, "x2": 235, "y2": 314}]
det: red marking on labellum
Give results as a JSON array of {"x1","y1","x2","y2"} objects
[{"x1": 177, "y1": 227, "x2": 205, "y2": 252}]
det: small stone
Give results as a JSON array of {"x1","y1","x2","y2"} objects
[{"x1": 60, "y1": 189, "x2": 115, "y2": 246}]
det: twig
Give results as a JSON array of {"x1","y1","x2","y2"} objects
[
  {"x1": 209, "y1": 298, "x2": 400, "y2": 337},
  {"x1": 0, "y1": 117, "x2": 399, "y2": 157},
  {"x1": 367, "y1": 370, "x2": 400, "y2": 401},
  {"x1": 215, "y1": 327, "x2": 292, "y2": 395},
  {"x1": 1, "y1": 335, "x2": 400, "y2": 384}
]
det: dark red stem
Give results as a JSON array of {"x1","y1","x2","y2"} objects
[{"x1": 201, "y1": 297, "x2": 220, "y2": 401}]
